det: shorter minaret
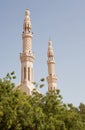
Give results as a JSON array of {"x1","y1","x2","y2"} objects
[{"x1": 47, "y1": 40, "x2": 57, "y2": 91}]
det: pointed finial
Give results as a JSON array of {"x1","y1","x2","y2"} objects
[
  {"x1": 23, "y1": 9, "x2": 32, "y2": 33},
  {"x1": 48, "y1": 40, "x2": 54, "y2": 57},
  {"x1": 25, "y1": 9, "x2": 30, "y2": 16},
  {"x1": 48, "y1": 40, "x2": 53, "y2": 47}
]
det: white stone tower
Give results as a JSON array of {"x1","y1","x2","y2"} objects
[
  {"x1": 47, "y1": 40, "x2": 57, "y2": 91},
  {"x1": 20, "y1": 9, "x2": 35, "y2": 95}
]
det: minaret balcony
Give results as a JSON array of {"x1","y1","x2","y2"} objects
[
  {"x1": 47, "y1": 74, "x2": 58, "y2": 83},
  {"x1": 20, "y1": 52, "x2": 34, "y2": 62},
  {"x1": 22, "y1": 32, "x2": 33, "y2": 38},
  {"x1": 47, "y1": 60, "x2": 55, "y2": 64}
]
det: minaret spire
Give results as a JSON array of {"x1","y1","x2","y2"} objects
[
  {"x1": 23, "y1": 9, "x2": 31, "y2": 34},
  {"x1": 22, "y1": 9, "x2": 33, "y2": 53},
  {"x1": 20, "y1": 9, "x2": 35, "y2": 95},
  {"x1": 47, "y1": 40, "x2": 57, "y2": 91}
]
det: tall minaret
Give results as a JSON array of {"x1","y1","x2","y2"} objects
[
  {"x1": 20, "y1": 9, "x2": 35, "y2": 95},
  {"x1": 47, "y1": 40, "x2": 57, "y2": 91}
]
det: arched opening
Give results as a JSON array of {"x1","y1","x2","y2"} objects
[
  {"x1": 28, "y1": 67, "x2": 30, "y2": 81},
  {"x1": 24, "y1": 67, "x2": 26, "y2": 79}
]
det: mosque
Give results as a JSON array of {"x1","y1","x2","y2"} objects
[{"x1": 20, "y1": 9, "x2": 57, "y2": 95}]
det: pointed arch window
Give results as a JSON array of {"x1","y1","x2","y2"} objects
[
  {"x1": 24, "y1": 67, "x2": 26, "y2": 79},
  {"x1": 28, "y1": 67, "x2": 30, "y2": 81}
]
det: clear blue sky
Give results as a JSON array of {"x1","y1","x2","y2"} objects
[{"x1": 0, "y1": 0, "x2": 85, "y2": 106}]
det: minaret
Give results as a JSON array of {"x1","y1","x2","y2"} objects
[
  {"x1": 47, "y1": 40, "x2": 57, "y2": 91},
  {"x1": 20, "y1": 9, "x2": 34, "y2": 95}
]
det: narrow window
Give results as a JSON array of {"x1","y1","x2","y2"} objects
[
  {"x1": 24, "y1": 67, "x2": 26, "y2": 79},
  {"x1": 28, "y1": 67, "x2": 30, "y2": 81},
  {"x1": 51, "y1": 87, "x2": 52, "y2": 90}
]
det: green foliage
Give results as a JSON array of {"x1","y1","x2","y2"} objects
[
  {"x1": 0, "y1": 73, "x2": 85, "y2": 130},
  {"x1": 32, "y1": 78, "x2": 45, "y2": 89}
]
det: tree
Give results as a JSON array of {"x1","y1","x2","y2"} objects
[
  {"x1": 63, "y1": 103, "x2": 85, "y2": 130},
  {"x1": 0, "y1": 72, "x2": 85, "y2": 130},
  {"x1": 0, "y1": 72, "x2": 29, "y2": 130}
]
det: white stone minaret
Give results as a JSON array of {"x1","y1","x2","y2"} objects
[
  {"x1": 20, "y1": 9, "x2": 35, "y2": 95},
  {"x1": 47, "y1": 40, "x2": 57, "y2": 91}
]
